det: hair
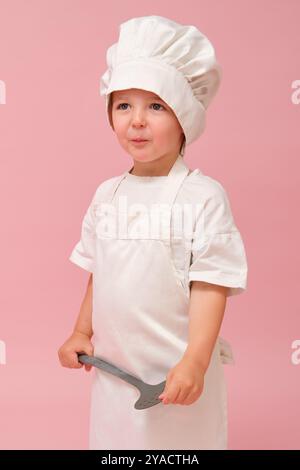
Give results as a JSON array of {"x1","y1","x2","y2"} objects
[
  {"x1": 108, "y1": 94, "x2": 114, "y2": 129},
  {"x1": 179, "y1": 135, "x2": 186, "y2": 157},
  {"x1": 108, "y1": 93, "x2": 186, "y2": 157}
]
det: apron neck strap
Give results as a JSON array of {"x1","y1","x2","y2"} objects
[
  {"x1": 104, "y1": 154, "x2": 191, "y2": 244},
  {"x1": 109, "y1": 154, "x2": 190, "y2": 203},
  {"x1": 157, "y1": 155, "x2": 190, "y2": 245},
  {"x1": 158, "y1": 154, "x2": 190, "y2": 206}
]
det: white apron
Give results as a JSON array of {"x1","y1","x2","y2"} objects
[{"x1": 89, "y1": 156, "x2": 234, "y2": 450}]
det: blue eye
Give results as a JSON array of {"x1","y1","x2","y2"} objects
[
  {"x1": 151, "y1": 103, "x2": 165, "y2": 111},
  {"x1": 115, "y1": 102, "x2": 165, "y2": 111},
  {"x1": 116, "y1": 103, "x2": 129, "y2": 110}
]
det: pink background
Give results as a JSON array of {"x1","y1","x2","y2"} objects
[{"x1": 0, "y1": 0, "x2": 299, "y2": 450}]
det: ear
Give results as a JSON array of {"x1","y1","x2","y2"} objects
[{"x1": 108, "y1": 95, "x2": 115, "y2": 130}]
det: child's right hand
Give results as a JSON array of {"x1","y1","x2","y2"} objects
[{"x1": 58, "y1": 331, "x2": 94, "y2": 372}]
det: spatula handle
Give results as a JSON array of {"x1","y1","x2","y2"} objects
[{"x1": 78, "y1": 354, "x2": 144, "y2": 390}]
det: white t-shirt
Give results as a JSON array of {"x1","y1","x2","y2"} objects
[{"x1": 70, "y1": 167, "x2": 248, "y2": 297}]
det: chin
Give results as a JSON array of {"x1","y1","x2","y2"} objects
[
  {"x1": 131, "y1": 155, "x2": 153, "y2": 163},
  {"x1": 128, "y1": 150, "x2": 153, "y2": 160}
]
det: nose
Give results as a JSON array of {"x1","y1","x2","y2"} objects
[{"x1": 131, "y1": 108, "x2": 146, "y2": 127}]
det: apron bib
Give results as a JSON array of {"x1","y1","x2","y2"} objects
[{"x1": 89, "y1": 155, "x2": 230, "y2": 450}]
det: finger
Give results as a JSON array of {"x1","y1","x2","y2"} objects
[
  {"x1": 76, "y1": 345, "x2": 94, "y2": 368},
  {"x1": 175, "y1": 381, "x2": 195, "y2": 404},
  {"x1": 158, "y1": 377, "x2": 171, "y2": 400},
  {"x1": 183, "y1": 389, "x2": 202, "y2": 406},
  {"x1": 70, "y1": 351, "x2": 84, "y2": 368},
  {"x1": 182, "y1": 394, "x2": 197, "y2": 406},
  {"x1": 174, "y1": 387, "x2": 190, "y2": 404},
  {"x1": 85, "y1": 347, "x2": 94, "y2": 356},
  {"x1": 82, "y1": 347, "x2": 94, "y2": 370},
  {"x1": 159, "y1": 389, "x2": 169, "y2": 402},
  {"x1": 168, "y1": 385, "x2": 182, "y2": 404},
  {"x1": 162, "y1": 383, "x2": 181, "y2": 404}
]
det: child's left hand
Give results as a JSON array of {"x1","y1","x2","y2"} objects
[{"x1": 158, "y1": 356, "x2": 205, "y2": 406}]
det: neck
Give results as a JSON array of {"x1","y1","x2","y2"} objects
[{"x1": 130, "y1": 153, "x2": 181, "y2": 177}]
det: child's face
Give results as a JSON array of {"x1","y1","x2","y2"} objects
[{"x1": 110, "y1": 88, "x2": 184, "y2": 163}]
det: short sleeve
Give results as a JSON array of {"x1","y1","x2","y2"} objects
[
  {"x1": 188, "y1": 179, "x2": 248, "y2": 297},
  {"x1": 68, "y1": 192, "x2": 97, "y2": 273}
]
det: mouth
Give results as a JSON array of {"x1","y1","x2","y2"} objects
[{"x1": 130, "y1": 139, "x2": 150, "y2": 145}]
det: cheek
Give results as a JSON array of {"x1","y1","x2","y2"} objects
[
  {"x1": 112, "y1": 115, "x2": 128, "y2": 137},
  {"x1": 152, "y1": 119, "x2": 181, "y2": 143}
]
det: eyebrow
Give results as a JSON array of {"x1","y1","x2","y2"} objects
[{"x1": 113, "y1": 94, "x2": 164, "y2": 101}]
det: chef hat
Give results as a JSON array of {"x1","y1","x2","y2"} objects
[{"x1": 100, "y1": 15, "x2": 222, "y2": 147}]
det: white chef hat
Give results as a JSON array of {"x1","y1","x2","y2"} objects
[{"x1": 100, "y1": 15, "x2": 222, "y2": 147}]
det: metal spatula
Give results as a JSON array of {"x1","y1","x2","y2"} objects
[{"x1": 78, "y1": 353, "x2": 166, "y2": 410}]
